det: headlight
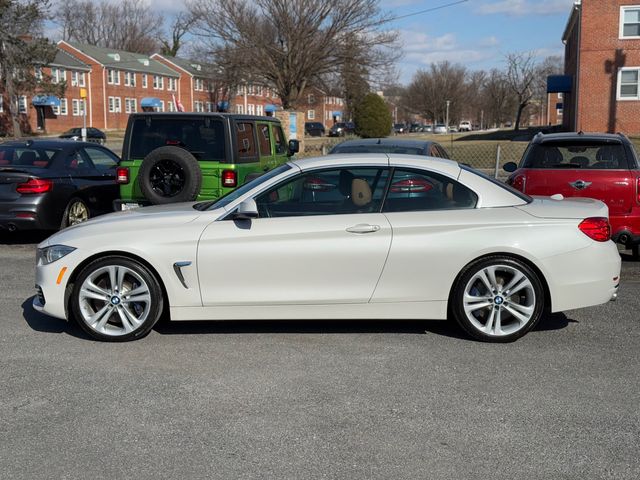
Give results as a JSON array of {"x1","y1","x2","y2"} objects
[{"x1": 37, "y1": 245, "x2": 76, "y2": 265}]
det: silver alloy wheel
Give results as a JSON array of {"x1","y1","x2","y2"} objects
[
  {"x1": 462, "y1": 264, "x2": 536, "y2": 337},
  {"x1": 67, "y1": 201, "x2": 89, "y2": 226},
  {"x1": 78, "y1": 265, "x2": 152, "y2": 337}
]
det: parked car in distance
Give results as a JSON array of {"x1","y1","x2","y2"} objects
[
  {"x1": 35, "y1": 154, "x2": 620, "y2": 343},
  {"x1": 328, "y1": 122, "x2": 356, "y2": 137},
  {"x1": 393, "y1": 123, "x2": 407, "y2": 134},
  {"x1": 423, "y1": 125, "x2": 433, "y2": 133},
  {"x1": 0, "y1": 139, "x2": 121, "y2": 232},
  {"x1": 304, "y1": 122, "x2": 325, "y2": 137},
  {"x1": 409, "y1": 123, "x2": 423, "y2": 133},
  {"x1": 116, "y1": 113, "x2": 299, "y2": 210},
  {"x1": 504, "y1": 132, "x2": 640, "y2": 252},
  {"x1": 434, "y1": 124, "x2": 447, "y2": 134},
  {"x1": 328, "y1": 138, "x2": 450, "y2": 159},
  {"x1": 458, "y1": 121, "x2": 472, "y2": 132},
  {"x1": 59, "y1": 127, "x2": 106, "y2": 145}
]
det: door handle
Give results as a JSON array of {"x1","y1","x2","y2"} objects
[{"x1": 346, "y1": 224, "x2": 381, "y2": 234}]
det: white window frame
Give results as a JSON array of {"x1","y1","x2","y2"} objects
[
  {"x1": 0, "y1": 97, "x2": 3, "y2": 113},
  {"x1": 71, "y1": 71, "x2": 78, "y2": 87},
  {"x1": 256, "y1": 104, "x2": 263, "y2": 116},
  {"x1": 236, "y1": 104, "x2": 244, "y2": 114},
  {"x1": 18, "y1": 95, "x2": 27, "y2": 113},
  {"x1": 142, "y1": 74, "x2": 148, "y2": 88},
  {"x1": 35, "y1": 67, "x2": 43, "y2": 81},
  {"x1": 307, "y1": 109, "x2": 315, "y2": 120},
  {"x1": 617, "y1": 67, "x2": 640, "y2": 100},
  {"x1": 78, "y1": 72, "x2": 86, "y2": 87},
  {"x1": 72, "y1": 99, "x2": 81, "y2": 116},
  {"x1": 247, "y1": 103, "x2": 255, "y2": 115},
  {"x1": 108, "y1": 96, "x2": 122, "y2": 113},
  {"x1": 124, "y1": 71, "x2": 136, "y2": 87},
  {"x1": 54, "y1": 98, "x2": 68, "y2": 116},
  {"x1": 159, "y1": 100, "x2": 165, "y2": 112},
  {"x1": 620, "y1": 6, "x2": 640, "y2": 39}
]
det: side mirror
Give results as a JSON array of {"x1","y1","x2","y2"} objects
[
  {"x1": 287, "y1": 139, "x2": 300, "y2": 156},
  {"x1": 233, "y1": 198, "x2": 259, "y2": 220},
  {"x1": 503, "y1": 162, "x2": 518, "y2": 173}
]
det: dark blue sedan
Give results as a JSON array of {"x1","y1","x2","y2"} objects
[{"x1": 0, "y1": 139, "x2": 121, "y2": 232}]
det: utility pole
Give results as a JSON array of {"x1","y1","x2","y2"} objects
[
  {"x1": 480, "y1": 109, "x2": 484, "y2": 130},
  {"x1": 80, "y1": 88, "x2": 87, "y2": 141},
  {"x1": 445, "y1": 100, "x2": 450, "y2": 130}
]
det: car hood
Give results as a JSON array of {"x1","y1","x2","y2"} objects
[{"x1": 40, "y1": 202, "x2": 220, "y2": 248}]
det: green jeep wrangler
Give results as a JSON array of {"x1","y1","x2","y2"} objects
[{"x1": 116, "y1": 113, "x2": 299, "y2": 208}]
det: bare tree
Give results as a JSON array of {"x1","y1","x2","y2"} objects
[
  {"x1": 532, "y1": 55, "x2": 563, "y2": 125},
  {"x1": 1, "y1": 0, "x2": 63, "y2": 136},
  {"x1": 505, "y1": 51, "x2": 537, "y2": 131},
  {"x1": 481, "y1": 68, "x2": 513, "y2": 128},
  {"x1": 56, "y1": 0, "x2": 162, "y2": 54},
  {"x1": 188, "y1": 0, "x2": 399, "y2": 110},
  {"x1": 159, "y1": 12, "x2": 195, "y2": 57}
]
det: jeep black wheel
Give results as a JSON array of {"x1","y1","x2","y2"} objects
[{"x1": 138, "y1": 146, "x2": 202, "y2": 204}]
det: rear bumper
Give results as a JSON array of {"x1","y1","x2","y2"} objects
[
  {"x1": 542, "y1": 240, "x2": 621, "y2": 313},
  {"x1": 611, "y1": 209, "x2": 640, "y2": 245}
]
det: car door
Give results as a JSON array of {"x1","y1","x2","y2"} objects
[
  {"x1": 74, "y1": 146, "x2": 119, "y2": 213},
  {"x1": 197, "y1": 166, "x2": 392, "y2": 306},
  {"x1": 372, "y1": 167, "x2": 479, "y2": 303}
]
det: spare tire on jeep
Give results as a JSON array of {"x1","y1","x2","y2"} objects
[{"x1": 138, "y1": 146, "x2": 202, "y2": 204}]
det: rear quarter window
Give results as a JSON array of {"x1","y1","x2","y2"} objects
[{"x1": 522, "y1": 141, "x2": 630, "y2": 169}]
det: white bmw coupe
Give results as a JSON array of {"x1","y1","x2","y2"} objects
[{"x1": 34, "y1": 154, "x2": 621, "y2": 342}]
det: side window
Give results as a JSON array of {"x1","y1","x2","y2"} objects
[
  {"x1": 65, "y1": 149, "x2": 92, "y2": 170},
  {"x1": 383, "y1": 169, "x2": 477, "y2": 213},
  {"x1": 273, "y1": 125, "x2": 287, "y2": 155},
  {"x1": 82, "y1": 147, "x2": 119, "y2": 171},
  {"x1": 255, "y1": 167, "x2": 389, "y2": 218},
  {"x1": 258, "y1": 124, "x2": 272, "y2": 156},
  {"x1": 428, "y1": 144, "x2": 440, "y2": 157},
  {"x1": 436, "y1": 145, "x2": 450, "y2": 159},
  {"x1": 236, "y1": 122, "x2": 257, "y2": 159}
]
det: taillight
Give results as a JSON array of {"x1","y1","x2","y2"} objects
[
  {"x1": 390, "y1": 177, "x2": 433, "y2": 193},
  {"x1": 303, "y1": 177, "x2": 334, "y2": 191},
  {"x1": 578, "y1": 217, "x2": 611, "y2": 242},
  {"x1": 16, "y1": 178, "x2": 53, "y2": 194},
  {"x1": 222, "y1": 169, "x2": 237, "y2": 188},
  {"x1": 116, "y1": 167, "x2": 129, "y2": 184},
  {"x1": 508, "y1": 174, "x2": 526, "y2": 193}
]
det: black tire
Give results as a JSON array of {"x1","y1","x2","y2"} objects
[
  {"x1": 61, "y1": 197, "x2": 90, "y2": 229},
  {"x1": 70, "y1": 256, "x2": 164, "y2": 342},
  {"x1": 449, "y1": 255, "x2": 545, "y2": 342},
  {"x1": 138, "y1": 146, "x2": 202, "y2": 204}
]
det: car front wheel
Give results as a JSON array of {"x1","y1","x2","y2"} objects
[
  {"x1": 70, "y1": 256, "x2": 164, "y2": 341},
  {"x1": 450, "y1": 256, "x2": 545, "y2": 342}
]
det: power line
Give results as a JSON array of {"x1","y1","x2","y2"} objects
[{"x1": 389, "y1": 0, "x2": 470, "y2": 23}]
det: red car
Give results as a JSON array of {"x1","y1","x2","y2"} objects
[{"x1": 504, "y1": 132, "x2": 640, "y2": 254}]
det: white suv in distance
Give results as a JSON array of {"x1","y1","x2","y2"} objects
[{"x1": 458, "y1": 121, "x2": 472, "y2": 132}]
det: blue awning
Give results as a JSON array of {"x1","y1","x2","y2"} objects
[
  {"x1": 217, "y1": 101, "x2": 229, "y2": 111},
  {"x1": 547, "y1": 75, "x2": 572, "y2": 93},
  {"x1": 265, "y1": 104, "x2": 277, "y2": 113},
  {"x1": 332, "y1": 111, "x2": 343, "y2": 116},
  {"x1": 32, "y1": 95, "x2": 60, "y2": 107},
  {"x1": 141, "y1": 97, "x2": 162, "y2": 108}
]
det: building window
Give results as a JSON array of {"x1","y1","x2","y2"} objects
[
  {"x1": 308, "y1": 94, "x2": 315, "y2": 104},
  {"x1": 0, "y1": 97, "x2": 3, "y2": 112},
  {"x1": 167, "y1": 101, "x2": 175, "y2": 112},
  {"x1": 18, "y1": 96, "x2": 27, "y2": 113},
  {"x1": 51, "y1": 67, "x2": 66, "y2": 84},
  {"x1": 206, "y1": 102, "x2": 214, "y2": 112},
  {"x1": 168, "y1": 77, "x2": 177, "y2": 91},
  {"x1": 557, "y1": 92, "x2": 563, "y2": 100},
  {"x1": 194, "y1": 101, "x2": 204, "y2": 112},
  {"x1": 307, "y1": 109, "x2": 315, "y2": 120},
  {"x1": 247, "y1": 103, "x2": 255, "y2": 115},
  {"x1": 124, "y1": 71, "x2": 136, "y2": 87},
  {"x1": 108, "y1": 96, "x2": 122, "y2": 113},
  {"x1": 621, "y1": 6, "x2": 640, "y2": 38},
  {"x1": 71, "y1": 71, "x2": 78, "y2": 87},
  {"x1": 142, "y1": 74, "x2": 148, "y2": 88},
  {"x1": 72, "y1": 99, "x2": 85, "y2": 116},
  {"x1": 194, "y1": 78, "x2": 204, "y2": 91},
  {"x1": 159, "y1": 100, "x2": 165, "y2": 112},
  {"x1": 153, "y1": 75, "x2": 164, "y2": 89},
  {"x1": 125, "y1": 98, "x2": 137, "y2": 113},
  {"x1": 256, "y1": 104, "x2": 263, "y2": 116},
  {"x1": 236, "y1": 104, "x2": 244, "y2": 114},
  {"x1": 618, "y1": 68, "x2": 640, "y2": 100},
  {"x1": 107, "y1": 69, "x2": 120, "y2": 85},
  {"x1": 54, "y1": 98, "x2": 69, "y2": 115},
  {"x1": 35, "y1": 67, "x2": 43, "y2": 81}
]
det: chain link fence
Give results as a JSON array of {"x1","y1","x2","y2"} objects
[{"x1": 300, "y1": 135, "x2": 529, "y2": 180}]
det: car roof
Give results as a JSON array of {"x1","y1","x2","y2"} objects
[
  {"x1": 0, "y1": 138, "x2": 99, "y2": 148},
  {"x1": 291, "y1": 153, "x2": 461, "y2": 178},
  {"x1": 128, "y1": 112, "x2": 282, "y2": 123},
  {"x1": 332, "y1": 138, "x2": 437, "y2": 149},
  {"x1": 532, "y1": 131, "x2": 629, "y2": 144}
]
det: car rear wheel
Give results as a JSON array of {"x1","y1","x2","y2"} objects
[
  {"x1": 61, "y1": 198, "x2": 90, "y2": 228},
  {"x1": 450, "y1": 256, "x2": 544, "y2": 342},
  {"x1": 71, "y1": 256, "x2": 164, "y2": 342}
]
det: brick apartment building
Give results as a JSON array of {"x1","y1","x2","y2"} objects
[
  {"x1": 302, "y1": 86, "x2": 345, "y2": 129},
  {"x1": 561, "y1": 0, "x2": 640, "y2": 134}
]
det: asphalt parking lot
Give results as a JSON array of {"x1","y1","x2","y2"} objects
[{"x1": 1, "y1": 233, "x2": 639, "y2": 480}]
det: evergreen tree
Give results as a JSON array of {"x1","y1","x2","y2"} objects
[{"x1": 353, "y1": 93, "x2": 392, "y2": 138}]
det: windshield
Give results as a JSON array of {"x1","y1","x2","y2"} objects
[
  {"x1": 194, "y1": 163, "x2": 293, "y2": 211},
  {"x1": 0, "y1": 146, "x2": 61, "y2": 168}
]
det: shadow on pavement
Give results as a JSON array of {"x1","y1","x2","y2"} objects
[
  {"x1": 534, "y1": 312, "x2": 576, "y2": 332},
  {"x1": 0, "y1": 231, "x2": 52, "y2": 245},
  {"x1": 21, "y1": 298, "x2": 93, "y2": 340}
]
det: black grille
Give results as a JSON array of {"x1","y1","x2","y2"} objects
[{"x1": 35, "y1": 285, "x2": 45, "y2": 306}]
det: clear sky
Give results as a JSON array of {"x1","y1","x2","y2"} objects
[{"x1": 386, "y1": 0, "x2": 574, "y2": 82}]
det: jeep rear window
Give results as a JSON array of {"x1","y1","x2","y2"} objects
[
  {"x1": 521, "y1": 141, "x2": 630, "y2": 169},
  {"x1": 128, "y1": 117, "x2": 226, "y2": 161}
]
